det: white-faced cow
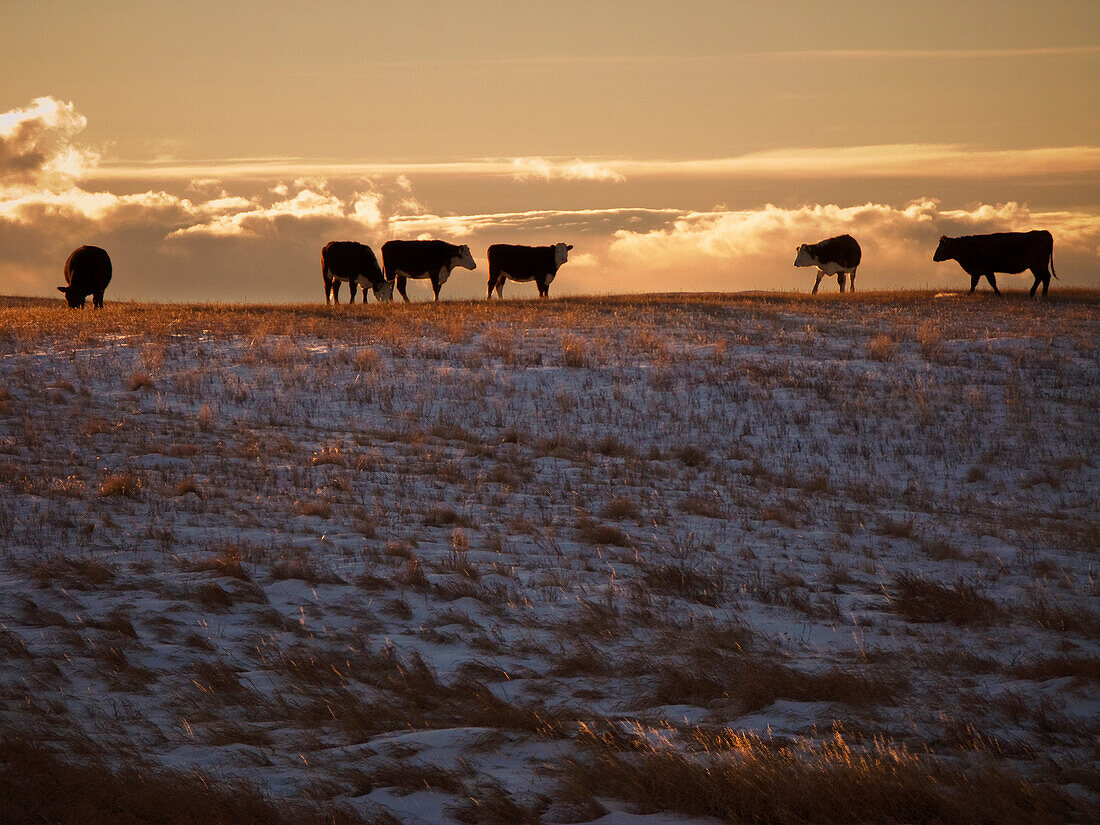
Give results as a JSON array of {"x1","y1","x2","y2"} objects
[
  {"x1": 486, "y1": 243, "x2": 572, "y2": 299},
  {"x1": 381, "y1": 240, "x2": 476, "y2": 302},
  {"x1": 794, "y1": 234, "x2": 861, "y2": 294},
  {"x1": 321, "y1": 241, "x2": 393, "y2": 304},
  {"x1": 933, "y1": 231, "x2": 1057, "y2": 297},
  {"x1": 58, "y1": 245, "x2": 112, "y2": 308}
]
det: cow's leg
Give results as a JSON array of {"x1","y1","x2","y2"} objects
[
  {"x1": 969, "y1": 274, "x2": 980, "y2": 294},
  {"x1": 432, "y1": 278, "x2": 442, "y2": 302},
  {"x1": 397, "y1": 276, "x2": 410, "y2": 303},
  {"x1": 986, "y1": 274, "x2": 1000, "y2": 295},
  {"x1": 324, "y1": 275, "x2": 334, "y2": 304},
  {"x1": 1030, "y1": 267, "x2": 1050, "y2": 298},
  {"x1": 93, "y1": 292, "x2": 104, "y2": 308},
  {"x1": 849, "y1": 268, "x2": 856, "y2": 292},
  {"x1": 349, "y1": 280, "x2": 359, "y2": 304},
  {"x1": 812, "y1": 270, "x2": 824, "y2": 295},
  {"x1": 496, "y1": 281, "x2": 505, "y2": 299},
  {"x1": 837, "y1": 272, "x2": 846, "y2": 293}
]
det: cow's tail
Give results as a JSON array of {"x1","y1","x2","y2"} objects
[{"x1": 1050, "y1": 246, "x2": 1059, "y2": 279}]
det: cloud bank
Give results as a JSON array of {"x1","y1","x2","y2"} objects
[{"x1": 1, "y1": 97, "x2": 1098, "y2": 301}]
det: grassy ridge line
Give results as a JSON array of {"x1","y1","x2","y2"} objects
[{"x1": 2, "y1": 289, "x2": 1098, "y2": 344}]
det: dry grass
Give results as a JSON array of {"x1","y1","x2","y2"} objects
[
  {"x1": 889, "y1": 574, "x2": 1003, "y2": 625},
  {"x1": 917, "y1": 321, "x2": 943, "y2": 359},
  {"x1": 644, "y1": 650, "x2": 893, "y2": 712},
  {"x1": 0, "y1": 736, "x2": 376, "y2": 825},
  {"x1": 561, "y1": 726, "x2": 1085, "y2": 825},
  {"x1": 1, "y1": 292, "x2": 1097, "y2": 820},
  {"x1": 867, "y1": 332, "x2": 898, "y2": 361},
  {"x1": 98, "y1": 471, "x2": 141, "y2": 498}
]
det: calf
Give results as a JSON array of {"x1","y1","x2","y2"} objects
[
  {"x1": 321, "y1": 241, "x2": 393, "y2": 303},
  {"x1": 58, "y1": 245, "x2": 112, "y2": 308},
  {"x1": 933, "y1": 231, "x2": 1057, "y2": 297},
  {"x1": 794, "y1": 234, "x2": 861, "y2": 294},
  {"x1": 381, "y1": 240, "x2": 476, "y2": 302},
  {"x1": 486, "y1": 243, "x2": 572, "y2": 299}
]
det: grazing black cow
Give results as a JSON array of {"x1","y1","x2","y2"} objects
[
  {"x1": 321, "y1": 241, "x2": 393, "y2": 303},
  {"x1": 486, "y1": 243, "x2": 573, "y2": 299},
  {"x1": 793, "y1": 234, "x2": 861, "y2": 294},
  {"x1": 58, "y1": 246, "x2": 112, "y2": 308},
  {"x1": 933, "y1": 231, "x2": 1057, "y2": 297},
  {"x1": 381, "y1": 240, "x2": 476, "y2": 302}
]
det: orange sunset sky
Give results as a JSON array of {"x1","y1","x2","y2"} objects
[{"x1": 1, "y1": 0, "x2": 1098, "y2": 301}]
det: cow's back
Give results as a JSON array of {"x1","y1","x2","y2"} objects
[
  {"x1": 809, "y1": 235, "x2": 861, "y2": 269},
  {"x1": 322, "y1": 241, "x2": 380, "y2": 280},
  {"x1": 64, "y1": 246, "x2": 112, "y2": 292},
  {"x1": 382, "y1": 240, "x2": 454, "y2": 275},
  {"x1": 488, "y1": 244, "x2": 552, "y2": 273},
  {"x1": 956, "y1": 231, "x2": 1052, "y2": 272}
]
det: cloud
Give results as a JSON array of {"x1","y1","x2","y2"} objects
[
  {"x1": 611, "y1": 146, "x2": 1100, "y2": 180},
  {"x1": 511, "y1": 157, "x2": 625, "y2": 183},
  {"x1": 167, "y1": 186, "x2": 386, "y2": 238},
  {"x1": 2, "y1": 96, "x2": 1098, "y2": 302},
  {"x1": 606, "y1": 200, "x2": 1100, "y2": 292},
  {"x1": 0, "y1": 96, "x2": 97, "y2": 187},
  {"x1": 83, "y1": 144, "x2": 1100, "y2": 186},
  {"x1": 387, "y1": 207, "x2": 680, "y2": 239}
]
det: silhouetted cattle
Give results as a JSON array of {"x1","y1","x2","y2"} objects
[
  {"x1": 486, "y1": 243, "x2": 573, "y2": 299},
  {"x1": 58, "y1": 245, "x2": 112, "y2": 308},
  {"x1": 933, "y1": 231, "x2": 1057, "y2": 297},
  {"x1": 321, "y1": 241, "x2": 393, "y2": 303},
  {"x1": 381, "y1": 240, "x2": 476, "y2": 302},
  {"x1": 794, "y1": 234, "x2": 861, "y2": 294}
]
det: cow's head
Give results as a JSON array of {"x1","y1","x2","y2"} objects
[
  {"x1": 554, "y1": 243, "x2": 573, "y2": 266},
  {"x1": 793, "y1": 244, "x2": 817, "y2": 268},
  {"x1": 373, "y1": 279, "x2": 395, "y2": 302},
  {"x1": 452, "y1": 244, "x2": 477, "y2": 270},
  {"x1": 932, "y1": 235, "x2": 953, "y2": 262},
  {"x1": 57, "y1": 286, "x2": 85, "y2": 308}
]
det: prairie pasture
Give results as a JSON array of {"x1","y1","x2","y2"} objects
[{"x1": 0, "y1": 290, "x2": 1097, "y2": 824}]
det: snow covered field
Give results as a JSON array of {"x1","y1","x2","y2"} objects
[{"x1": 1, "y1": 291, "x2": 1097, "y2": 824}]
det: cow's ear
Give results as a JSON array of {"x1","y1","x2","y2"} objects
[
  {"x1": 57, "y1": 286, "x2": 68, "y2": 293},
  {"x1": 566, "y1": 244, "x2": 573, "y2": 250},
  {"x1": 938, "y1": 235, "x2": 947, "y2": 242}
]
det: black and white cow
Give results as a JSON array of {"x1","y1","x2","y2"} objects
[
  {"x1": 794, "y1": 234, "x2": 861, "y2": 294},
  {"x1": 933, "y1": 231, "x2": 1057, "y2": 297},
  {"x1": 321, "y1": 241, "x2": 393, "y2": 303},
  {"x1": 58, "y1": 245, "x2": 112, "y2": 308},
  {"x1": 486, "y1": 243, "x2": 572, "y2": 299},
  {"x1": 381, "y1": 240, "x2": 476, "y2": 302}
]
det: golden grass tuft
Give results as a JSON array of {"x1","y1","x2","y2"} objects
[
  {"x1": 867, "y1": 333, "x2": 898, "y2": 361},
  {"x1": 561, "y1": 726, "x2": 1084, "y2": 825},
  {"x1": 98, "y1": 471, "x2": 141, "y2": 498}
]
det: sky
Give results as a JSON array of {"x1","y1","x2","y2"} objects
[{"x1": 1, "y1": 1, "x2": 1098, "y2": 301}]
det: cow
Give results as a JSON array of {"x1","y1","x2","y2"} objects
[
  {"x1": 57, "y1": 248, "x2": 112, "y2": 310},
  {"x1": 321, "y1": 241, "x2": 393, "y2": 303},
  {"x1": 794, "y1": 234, "x2": 861, "y2": 294},
  {"x1": 933, "y1": 231, "x2": 1057, "y2": 297},
  {"x1": 381, "y1": 240, "x2": 476, "y2": 302},
  {"x1": 58, "y1": 245, "x2": 112, "y2": 308},
  {"x1": 486, "y1": 243, "x2": 573, "y2": 299}
]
